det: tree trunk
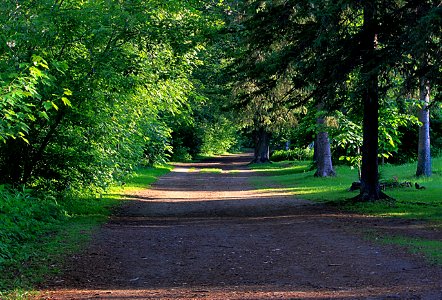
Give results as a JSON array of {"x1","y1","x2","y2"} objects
[
  {"x1": 22, "y1": 110, "x2": 65, "y2": 183},
  {"x1": 314, "y1": 116, "x2": 335, "y2": 177},
  {"x1": 357, "y1": 0, "x2": 390, "y2": 201},
  {"x1": 1, "y1": 139, "x2": 25, "y2": 184},
  {"x1": 252, "y1": 127, "x2": 271, "y2": 163},
  {"x1": 416, "y1": 78, "x2": 431, "y2": 176},
  {"x1": 360, "y1": 74, "x2": 382, "y2": 201}
]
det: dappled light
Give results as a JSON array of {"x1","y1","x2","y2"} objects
[{"x1": 40, "y1": 284, "x2": 442, "y2": 299}]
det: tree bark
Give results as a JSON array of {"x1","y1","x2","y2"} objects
[
  {"x1": 252, "y1": 127, "x2": 271, "y2": 163},
  {"x1": 1, "y1": 139, "x2": 25, "y2": 184},
  {"x1": 357, "y1": 0, "x2": 390, "y2": 201},
  {"x1": 416, "y1": 78, "x2": 431, "y2": 176},
  {"x1": 360, "y1": 73, "x2": 382, "y2": 200},
  {"x1": 314, "y1": 116, "x2": 335, "y2": 177},
  {"x1": 22, "y1": 110, "x2": 66, "y2": 184}
]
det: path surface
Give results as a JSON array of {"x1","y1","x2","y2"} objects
[{"x1": 40, "y1": 154, "x2": 441, "y2": 299}]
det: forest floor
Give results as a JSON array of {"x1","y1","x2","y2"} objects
[{"x1": 37, "y1": 153, "x2": 441, "y2": 299}]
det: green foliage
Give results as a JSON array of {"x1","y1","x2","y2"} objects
[
  {"x1": 229, "y1": 0, "x2": 441, "y2": 200},
  {"x1": 0, "y1": 186, "x2": 64, "y2": 270},
  {"x1": 0, "y1": 0, "x2": 222, "y2": 191},
  {"x1": 332, "y1": 107, "x2": 420, "y2": 173},
  {"x1": 270, "y1": 148, "x2": 313, "y2": 162},
  {"x1": 199, "y1": 116, "x2": 240, "y2": 155},
  {"x1": 0, "y1": 55, "x2": 71, "y2": 144}
]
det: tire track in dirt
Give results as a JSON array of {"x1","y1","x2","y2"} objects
[{"x1": 39, "y1": 153, "x2": 441, "y2": 299}]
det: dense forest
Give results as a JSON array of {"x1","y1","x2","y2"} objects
[{"x1": 0, "y1": 0, "x2": 441, "y2": 281}]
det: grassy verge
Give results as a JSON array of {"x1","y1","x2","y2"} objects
[
  {"x1": 379, "y1": 236, "x2": 442, "y2": 264},
  {"x1": 250, "y1": 157, "x2": 442, "y2": 263},
  {"x1": 0, "y1": 165, "x2": 172, "y2": 299},
  {"x1": 250, "y1": 158, "x2": 442, "y2": 222},
  {"x1": 200, "y1": 168, "x2": 223, "y2": 173}
]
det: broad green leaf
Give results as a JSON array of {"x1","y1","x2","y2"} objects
[
  {"x1": 38, "y1": 111, "x2": 49, "y2": 120},
  {"x1": 61, "y1": 97, "x2": 72, "y2": 107},
  {"x1": 43, "y1": 101, "x2": 53, "y2": 110}
]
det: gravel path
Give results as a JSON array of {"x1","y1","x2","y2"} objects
[{"x1": 39, "y1": 153, "x2": 441, "y2": 299}]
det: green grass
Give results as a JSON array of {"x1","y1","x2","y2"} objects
[
  {"x1": 0, "y1": 216, "x2": 105, "y2": 299},
  {"x1": 115, "y1": 164, "x2": 173, "y2": 192},
  {"x1": 199, "y1": 168, "x2": 223, "y2": 173},
  {"x1": 250, "y1": 158, "x2": 442, "y2": 222},
  {"x1": 250, "y1": 161, "x2": 357, "y2": 202},
  {"x1": 0, "y1": 165, "x2": 171, "y2": 298},
  {"x1": 379, "y1": 235, "x2": 442, "y2": 264}
]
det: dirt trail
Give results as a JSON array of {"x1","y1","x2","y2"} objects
[{"x1": 39, "y1": 153, "x2": 441, "y2": 299}]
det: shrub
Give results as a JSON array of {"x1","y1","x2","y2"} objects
[
  {"x1": 271, "y1": 148, "x2": 314, "y2": 162},
  {"x1": 0, "y1": 186, "x2": 64, "y2": 268}
]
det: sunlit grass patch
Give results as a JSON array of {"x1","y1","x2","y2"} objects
[
  {"x1": 199, "y1": 168, "x2": 223, "y2": 173},
  {"x1": 250, "y1": 162, "x2": 358, "y2": 202},
  {"x1": 250, "y1": 158, "x2": 442, "y2": 222},
  {"x1": 114, "y1": 164, "x2": 173, "y2": 192},
  {"x1": 379, "y1": 236, "x2": 442, "y2": 264},
  {"x1": 251, "y1": 160, "x2": 312, "y2": 176}
]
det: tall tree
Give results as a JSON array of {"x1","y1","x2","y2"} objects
[
  {"x1": 408, "y1": 2, "x2": 441, "y2": 176},
  {"x1": 358, "y1": 0, "x2": 383, "y2": 200},
  {"x1": 314, "y1": 110, "x2": 336, "y2": 177},
  {"x1": 226, "y1": 0, "x2": 442, "y2": 200},
  {"x1": 416, "y1": 77, "x2": 432, "y2": 176}
]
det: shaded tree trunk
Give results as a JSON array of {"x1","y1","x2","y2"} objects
[
  {"x1": 252, "y1": 127, "x2": 271, "y2": 163},
  {"x1": 360, "y1": 74, "x2": 382, "y2": 201},
  {"x1": 416, "y1": 78, "x2": 431, "y2": 176},
  {"x1": 357, "y1": 0, "x2": 390, "y2": 201},
  {"x1": 314, "y1": 116, "x2": 335, "y2": 177},
  {"x1": 0, "y1": 139, "x2": 25, "y2": 184}
]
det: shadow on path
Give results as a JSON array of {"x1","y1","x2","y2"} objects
[{"x1": 40, "y1": 153, "x2": 442, "y2": 300}]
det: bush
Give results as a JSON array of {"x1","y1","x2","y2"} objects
[
  {"x1": 199, "y1": 117, "x2": 240, "y2": 155},
  {"x1": 0, "y1": 186, "x2": 64, "y2": 268},
  {"x1": 271, "y1": 148, "x2": 314, "y2": 162},
  {"x1": 171, "y1": 146, "x2": 193, "y2": 162}
]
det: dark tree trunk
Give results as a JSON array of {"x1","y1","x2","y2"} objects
[
  {"x1": 1, "y1": 139, "x2": 25, "y2": 184},
  {"x1": 252, "y1": 127, "x2": 271, "y2": 163},
  {"x1": 314, "y1": 116, "x2": 335, "y2": 177},
  {"x1": 416, "y1": 78, "x2": 431, "y2": 176},
  {"x1": 357, "y1": 0, "x2": 390, "y2": 201},
  {"x1": 22, "y1": 110, "x2": 65, "y2": 183},
  {"x1": 360, "y1": 73, "x2": 382, "y2": 200}
]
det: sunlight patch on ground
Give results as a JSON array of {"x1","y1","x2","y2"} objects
[{"x1": 38, "y1": 284, "x2": 437, "y2": 300}]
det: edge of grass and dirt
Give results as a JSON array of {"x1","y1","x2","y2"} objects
[
  {"x1": 249, "y1": 157, "x2": 442, "y2": 264},
  {"x1": 0, "y1": 165, "x2": 172, "y2": 299}
]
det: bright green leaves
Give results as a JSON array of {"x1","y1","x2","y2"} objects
[
  {"x1": 0, "y1": 0, "x2": 222, "y2": 187},
  {"x1": 1, "y1": 56, "x2": 50, "y2": 143},
  {"x1": 0, "y1": 55, "x2": 73, "y2": 144}
]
